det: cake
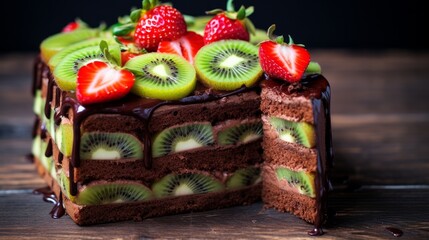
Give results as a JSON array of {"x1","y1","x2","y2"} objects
[{"x1": 30, "y1": 0, "x2": 333, "y2": 233}]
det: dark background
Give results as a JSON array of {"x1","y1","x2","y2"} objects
[{"x1": 0, "y1": 0, "x2": 427, "y2": 54}]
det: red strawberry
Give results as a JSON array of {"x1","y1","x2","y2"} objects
[
  {"x1": 62, "y1": 19, "x2": 87, "y2": 32},
  {"x1": 76, "y1": 61, "x2": 135, "y2": 105},
  {"x1": 203, "y1": 0, "x2": 255, "y2": 44},
  {"x1": 134, "y1": 4, "x2": 187, "y2": 51},
  {"x1": 121, "y1": 51, "x2": 140, "y2": 66},
  {"x1": 157, "y1": 31, "x2": 204, "y2": 64},
  {"x1": 259, "y1": 25, "x2": 311, "y2": 83}
]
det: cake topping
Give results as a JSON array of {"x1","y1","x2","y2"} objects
[
  {"x1": 62, "y1": 19, "x2": 88, "y2": 33},
  {"x1": 157, "y1": 31, "x2": 205, "y2": 65},
  {"x1": 203, "y1": 0, "x2": 255, "y2": 44},
  {"x1": 259, "y1": 24, "x2": 311, "y2": 83}
]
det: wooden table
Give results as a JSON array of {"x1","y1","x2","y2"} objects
[{"x1": 1, "y1": 51, "x2": 428, "y2": 239}]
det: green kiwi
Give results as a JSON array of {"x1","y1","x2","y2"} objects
[
  {"x1": 275, "y1": 167, "x2": 316, "y2": 198},
  {"x1": 58, "y1": 170, "x2": 75, "y2": 202},
  {"x1": 31, "y1": 136, "x2": 42, "y2": 160},
  {"x1": 48, "y1": 37, "x2": 115, "y2": 71},
  {"x1": 250, "y1": 28, "x2": 270, "y2": 45},
  {"x1": 40, "y1": 29, "x2": 99, "y2": 62},
  {"x1": 55, "y1": 119, "x2": 73, "y2": 157},
  {"x1": 226, "y1": 167, "x2": 261, "y2": 189},
  {"x1": 124, "y1": 53, "x2": 196, "y2": 100},
  {"x1": 152, "y1": 173, "x2": 224, "y2": 197},
  {"x1": 75, "y1": 182, "x2": 153, "y2": 205},
  {"x1": 53, "y1": 44, "x2": 121, "y2": 91},
  {"x1": 194, "y1": 40, "x2": 263, "y2": 91},
  {"x1": 269, "y1": 117, "x2": 316, "y2": 148},
  {"x1": 185, "y1": 15, "x2": 212, "y2": 35},
  {"x1": 80, "y1": 132, "x2": 143, "y2": 160},
  {"x1": 152, "y1": 123, "x2": 214, "y2": 157},
  {"x1": 44, "y1": 108, "x2": 56, "y2": 140},
  {"x1": 217, "y1": 121, "x2": 263, "y2": 145},
  {"x1": 40, "y1": 141, "x2": 53, "y2": 173},
  {"x1": 33, "y1": 90, "x2": 43, "y2": 117},
  {"x1": 304, "y1": 61, "x2": 322, "y2": 75}
]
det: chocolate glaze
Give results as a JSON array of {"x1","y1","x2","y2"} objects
[
  {"x1": 33, "y1": 186, "x2": 66, "y2": 219},
  {"x1": 261, "y1": 75, "x2": 333, "y2": 236},
  {"x1": 45, "y1": 139, "x2": 53, "y2": 158},
  {"x1": 385, "y1": 227, "x2": 403, "y2": 237},
  {"x1": 34, "y1": 58, "x2": 258, "y2": 197}
]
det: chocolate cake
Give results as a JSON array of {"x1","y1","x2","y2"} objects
[{"x1": 30, "y1": 0, "x2": 333, "y2": 233}]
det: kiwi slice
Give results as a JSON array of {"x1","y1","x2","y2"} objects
[
  {"x1": 304, "y1": 61, "x2": 322, "y2": 75},
  {"x1": 194, "y1": 40, "x2": 263, "y2": 91},
  {"x1": 217, "y1": 121, "x2": 263, "y2": 145},
  {"x1": 75, "y1": 182, "x2": 153, "y2": 205},
  {"x1": 152, "y1": 123, "x2": 214, "y2": 157},
  {"x1": 55, "y1": 119, "x2": 73, "y2": 157},
  {"x1": 124, "y1": 53, "x2": 196, "y2": 100},
  {"x1": 40, "y1": 29, "x2": 99, "y2": 62},
  {"x1": 80, "y1": 132, "x2": 143, "y2": 160},
  {"x1": 269, "y1": 117, "x2": 316, "y2": 148},
  {"x1": 275, "y1": 167, "x2": 316, "y2": 198},
  {"x1": 153, "y1": 173, "x2": 224, "y2": 197},
  {"x1": 31, "y1": 136, "x2": 42, "y2": 160},
  {"x1": 226, "y1": 167, "x2": 261, "y2": 189},
  {"x1": 40, "y1": 141, "x2": 53, "y2": 173},
  {"x1": 58, "y1": 170, "x2": 75, "y2": 202},
  {"x1": 48, "y1": 38, "x2": 115, "y2": 71},
  {"x1": 33, "y1": 90, "x2": 43, "y2": 117},
  {"x1": 53, "y1": 44, "x2": 121, "y2": 91}
]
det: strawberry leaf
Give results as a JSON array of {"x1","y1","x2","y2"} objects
[
  {"x1": 130, "y1": 9, "x2": 142, "y2": 22},
  {"x1": 226, "y1": 0, "x2": 235, "y2": 12}
]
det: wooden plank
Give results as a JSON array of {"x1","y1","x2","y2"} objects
[{"x1": 0, "y1": 187, "x2": 427, "y2": 239}]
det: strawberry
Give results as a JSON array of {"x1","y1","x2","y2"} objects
[
  {"x1": 62, "y1": 19, "x2": 87, "y2": 32},
  {"x1": 157, "y1": 31, "x2": 204, "y2": 64},
  {"x1": 133, "y1": 1, "x2": 187, "y2": 51},
  {"x1": 76, "y1": 61, "x2": 135, "y2": 105},
  {"x1": 121, "y1": 51, "x2": 140, "y2": 66},
  {"x1": 203, "y1": 0, "x2": 255, "y2": 45},
  {"x1": 258, "y1": 25, "x2": 311, "y2": 83}
]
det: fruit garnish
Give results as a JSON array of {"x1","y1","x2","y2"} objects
[
  {"x1": 258, "y1": 24, "x2": 311, "y2": 83},
  {"x1": 76, "y1": 41, "x2": 135, "y2": 105},
  {"x1": 157, "y1": 31, "x2": 204, "y2": 64},
  {"x1": 194, "y1": 40, "x2": 263, "y2": 91},
  {"x1": 124, "y1": 52, "x2": 196, "y2": 100},
  {"x1": 203, "y1": 0, "x2": 255, "y2": 45},
  {"x1": 62, "y1": 19, "x2": 88, "y2": 32},
  {"x1": 113, "y1": 0, "x2": 187, "y2": 52}
]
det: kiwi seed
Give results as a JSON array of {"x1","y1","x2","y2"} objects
[
  {"x1": 217, "y1": 121, "x2": 263, "y2": 145},
  {"x1": 76, "y1": 182, "x2": 153, "y2": 205},
  {"x1": 226, "y1": 167, "x2": 261, "y2": 189},
  {"x1": 194, "y1": 40, "x2": 263, "y2": 91},
  {"x1": 124, "y1": 53, "x2": 196, "y2": 100},
  {"x1": 152, "y1": 123, "x2": 214, "y2": 157},
  {"x1": 80, "y1": 132, "x2": 143, "y2": 160},
  {"x1": 275, "y1": 167, "x2": 316, "y2": 198},
  {"x1": 152, "y1": 173, "x2": 224, "y2": 197},
  {"x1": 269, "y1": 117, "x2": 316, "y2": 148}
]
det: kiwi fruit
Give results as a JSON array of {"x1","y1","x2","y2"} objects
[
  {"x1": 269, "y1": 117, "x2": 316, "y2": 148},
  {"x1": 275, "y1": 167, "x2": 316, "y2": 198},
  {"x1": 217, "y1": 121, "x2": 263, "y2": 145},
  {"x1": 58, "y1": 170, "x2": 75, "y2": 202},
  {"x1": 194, "y1": 40, "x2": 263, "y2": 91},
  {"x1": 40, "y1": 141, "x2": 53, "y2": 173},
  {"x1": 152, "y1": 173, "x2": 224, "y2": 197},
  {"x1": 304, "y1": 61, "x2": 322, "y2": 75},
  {"x1": 124, "y1": 53, "x2": 196, "y2": 100},
  {"x1": 48, "y1": 37, "x2": 115, "y2": 71},
  {"x1": 55, "y1": 119, "x2": 73, "y2": 157},
  {"x1": 250, "y1": 28, "x2": 270, "y2": 45},
  {"x1": 80, "y1": 132, "x2": 143, "y2": 160},
  {"x1": 31, "y1": 136, "x2": 42, "y2": 160},
  {"x1": 226, "y1": 167, "x2": 261, "y2": 189},
  {"x1": 185, "y1": 15, "x2": 212, "y2": 35},
  {"x1": 33, "y1": 90, "x2": 43, "y2": 117},
  {"x1": 53, "y1": 44, "x2": 121, "y2": 91},
  {"x1": 152, "y1": 123, "x2": 214, "y2": 157},
  {"x1": 75, "y1": 182, "x2": 153, "y2": 205},
  {"x1": 40, "y1": 29, "x2": 99, "y2": 62}
]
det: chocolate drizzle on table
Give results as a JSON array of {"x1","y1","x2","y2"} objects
[
  {"x1": 33, "y1": 57, "x2": 257, "y2": 197},
  {"x1": 261, "y1": 74, "x2": 333, "y2": 236}
]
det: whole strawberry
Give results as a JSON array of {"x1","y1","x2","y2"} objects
[
  {"x1": 133, "y1": 0, "x2": 187, "y2": 51},
  {"x1": 259, "y1": 25, "x2": 311, "y2": 83},
  {"x1": 203, "y1": 0, "x2": 255, "y2": 45}
]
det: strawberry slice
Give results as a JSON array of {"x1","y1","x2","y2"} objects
[
  {"x1": 62, "y1": 19, "x2": 87, "y2": 32},
  {"x1": 76, "y1": 61, "x2": 135, "y2": 105},
  {"x1": 259, "y1": 25, "x2": 310, "y2": 83},
  {"x1": 157, "y1": 31, "x2": 204, "y2": 64}
]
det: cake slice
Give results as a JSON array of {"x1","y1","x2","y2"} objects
[{"x1": 258, "y1": 25, "x2": 333, "y2": 235}]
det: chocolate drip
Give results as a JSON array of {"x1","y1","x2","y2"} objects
[
  {"x1": 33, "y1": 186, "x2": 66, "y2": 219},
  {"x1": 58, "y1": 151, "x2": 64, "y2": 164},
  {"x1": 44, "y1": 72, "x2": 54, "y2": 119},
  {"x1": 32, "y1": 55, "x2": 43, "y2": 96},
  {"x1": 385, "y1": 227, "x2": 403, "y2": 237},
  {"x1": 40, "y1": 122, "x2": 47, "y2": 140},
  {"x1": 32, "y1": 117, "x2": 40, "y2": 138},
  {"x1": 45, "y1": 139, "x2": 53, "y2": 158}
]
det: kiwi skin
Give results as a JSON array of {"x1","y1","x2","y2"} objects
[{"x1": 80, "y1": 132, "x2": 143, "y2": 160}]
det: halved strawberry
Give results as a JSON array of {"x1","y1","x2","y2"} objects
[
  {"x1": 62, "y1": 19, "x2": 87, "y2": 32},
  {"x1": 157, "y1": 31, "x2": 204, "y2": 64},
  {"x1": 76, "y1": 61, "x2": 135, "y2": 105},
  {"x1": 259, "y1": 25, "x2": 311, "y2": 83}
]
